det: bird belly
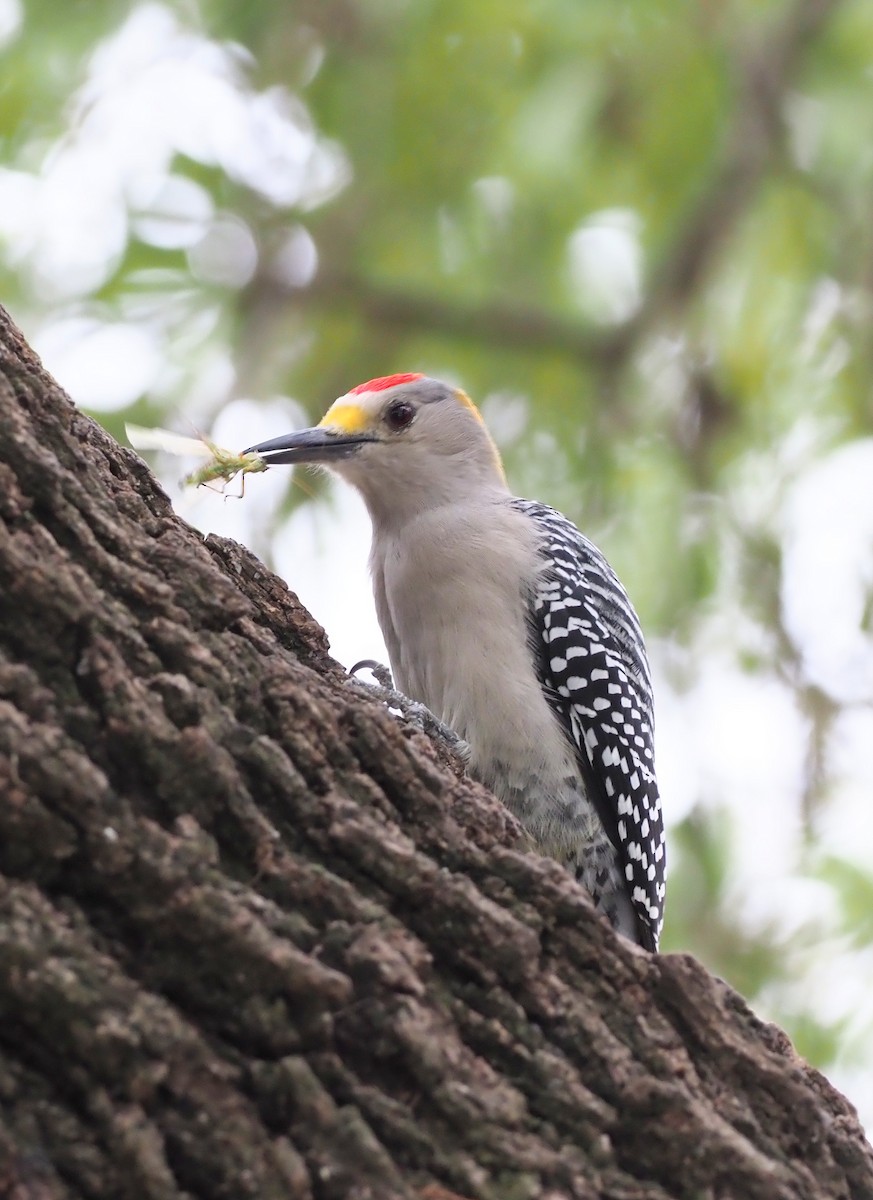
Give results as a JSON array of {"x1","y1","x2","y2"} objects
[{"x1": 373, "y1": 508, "x2": 605, "y2": 850}]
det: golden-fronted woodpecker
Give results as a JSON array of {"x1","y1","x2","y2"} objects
[{"x1": 246, "y1": 373, "x2": 666, "y2": 950}]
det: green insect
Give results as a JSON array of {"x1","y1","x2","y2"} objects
[{"x1": 126, "y1": 425, "x2": 267, "y2": 497}]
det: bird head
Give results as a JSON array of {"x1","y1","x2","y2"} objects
[{"x1": 245, "y1": 374, "x2": 507, "y2": 524}]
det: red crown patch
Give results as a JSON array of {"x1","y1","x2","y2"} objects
[{"x1": 349, "y1": 373, "x2": 425, "y2": 396}]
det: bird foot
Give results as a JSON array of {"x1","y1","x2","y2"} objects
[{"x1": 348, "y1": 660, "x2": 471, "y2": 766}]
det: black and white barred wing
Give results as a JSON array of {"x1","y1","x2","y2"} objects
[{"x1": 513, "y1": 499, "x2": 666, "y2": 946}]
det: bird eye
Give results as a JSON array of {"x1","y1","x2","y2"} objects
[{"x1": 384, "y1": 400, "x2": 415, "y2": 432}]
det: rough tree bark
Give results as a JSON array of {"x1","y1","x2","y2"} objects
[{"x1": 0, "y1": 304, "x2": 870, "y2": 1200}]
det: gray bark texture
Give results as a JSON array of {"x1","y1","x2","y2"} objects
[{"x1": 0, "y1": 303, "x2": 871, "y2": 1200}]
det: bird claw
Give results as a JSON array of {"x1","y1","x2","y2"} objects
[
  {"x1": 348, "y1": 661, "x2": 471, "y2": 765},
  {"x1": 401, "y1": 699, "x2": 472, "y2": 762},
  {"x1": 349, "y1": 658, "x2": 395, "y2": 689}
]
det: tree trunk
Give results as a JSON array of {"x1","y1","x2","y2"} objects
[{"x1": 0, "y1": 304, "x2": 870, "y2": 1200}]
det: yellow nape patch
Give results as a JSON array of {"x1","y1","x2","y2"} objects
[
  {"x1": 454, "y1": 389, "x2": 485, "y2": 425},
  {"x1": 455, "y1": 389, "x2": 506, "y2": 484},
  {"x1": 318, "y1": 403, "x2": 372, "y2": 434}
]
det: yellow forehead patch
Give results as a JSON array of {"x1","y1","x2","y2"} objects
[
  {"x1": 317, "y1": 402, "x2": 372, "y2": 434},
  {"x1": 455, "y1": 389, "x2": 485, "y2": 424}
]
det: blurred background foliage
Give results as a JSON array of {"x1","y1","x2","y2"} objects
[{"x1": 1, "y1": 0, "x2": 872, "y2": 1126}]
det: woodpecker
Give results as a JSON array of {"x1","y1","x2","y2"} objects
[{"x1": 245, "y1": 374, "x2": 666, "y2": 949}]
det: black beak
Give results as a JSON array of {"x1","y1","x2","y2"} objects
[{"x1": 243, "y1": 427, "x2": 376, "y2": 465}]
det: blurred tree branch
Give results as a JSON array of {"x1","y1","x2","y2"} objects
[
  {"x1": 635, "y1": 0, "x2": 844, "y2": 323},
  {"x1": 245, "y1": 0, "x2": 843, "y2": 390}
]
